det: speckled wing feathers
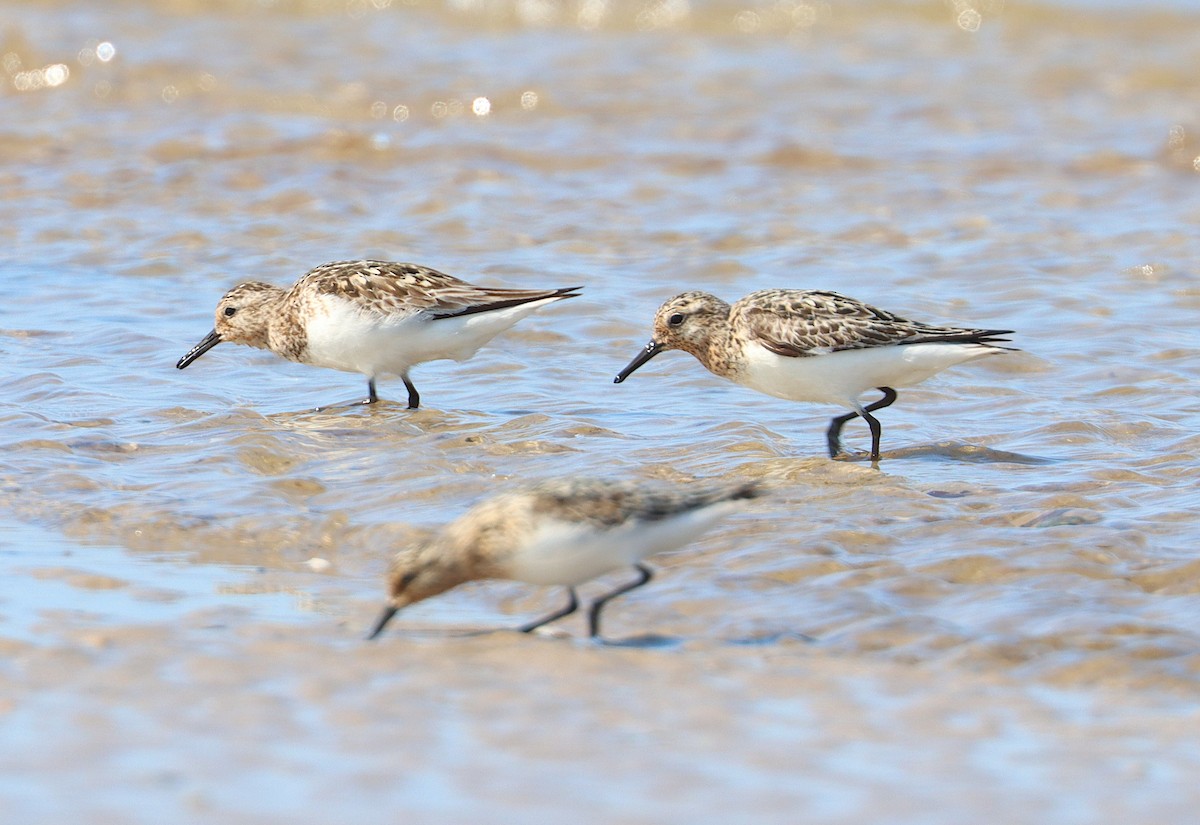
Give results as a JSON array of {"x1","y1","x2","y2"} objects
[
  {"x1": 527, "y1": 478, "x2": 762, "y2": 528},
  {"x1": 738, "y1": 289, "x2": 1012, "y2": 357},
  {"x1": 297, "y1": 260, "x2": 580, "y2": 318}
]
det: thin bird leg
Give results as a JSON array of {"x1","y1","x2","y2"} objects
[
  {"x1": 862, "y1": 387, "x2": 896, "y2": 462},
  {"x1": 402, "y1": 376, "x2": 420, "y2": 410},
  {"x1": 518, "y1": 587, "x2": 579, "y2": 633},
  {"x1": 825, "y1": 410, "x2": 859, "y2": 458},
  {"x1": 825, "y1": 387, "x2": 898, "y2": 459},
  {"x1": 869, "y1": 387, "x2": 898, "y2": 413},
  {"x1": 587, "y1": 564, "x2": 654, "y2": 638},
  {"x1": 315, "y1": 377, "x2": 377, "y2": 411},
  {"x1": 862, "y1": 408, "x2": 884, "y2": 463},
  {"x1": 361, "y1": 377, "x2": 378, "y2": 405}
]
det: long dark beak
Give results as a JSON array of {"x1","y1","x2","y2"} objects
[
  {"x1": 614, "y1": 340, "x2": 664, "y2": 383},
  {"x1": 365, "y1": 604, "x2": 399, "y2": 641},
  {"x1": 176, "y1": 330, "x2": 222, "y2": 369}
]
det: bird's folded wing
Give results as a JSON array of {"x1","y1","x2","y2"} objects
[
  {"x1": 741, "y1": 291, "x2": 918, "y2": 357},
  {"x1": 742, "y1": 291, "x2": 1010, "y2": 356}
]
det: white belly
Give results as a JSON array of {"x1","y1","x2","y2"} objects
[
  {"x1": 300, "y1": 294, "x2": 566, "y2": 377},
  {"x1": 507, "y1": 502, "x2": 741, "y2": 587},
  {"x1": 739, "y1": 342, "x2": 1001, "y2": 410}
]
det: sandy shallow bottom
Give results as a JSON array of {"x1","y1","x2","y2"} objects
[
  {"x1": 3, "y1": 527, "x2": 1199, "y2": 825},
  {"x1": 4, "y1": 458, "x2": 1200, "y2": 823},
  {"x1": 4, "y1": 0, "x2": 1200, "y2": 819}
]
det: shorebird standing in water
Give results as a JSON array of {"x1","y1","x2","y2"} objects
[
  {"x1": 366, "y1": 478, "x2": 763, "y2": 640},
  {"x1": 177, "y1": 260, "x2": 580, "y2": 408},
  {"x1": 615, "y1": 289, "x2": 1014, "y2": 461}
]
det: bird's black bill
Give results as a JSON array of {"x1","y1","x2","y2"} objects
[
  {"x1": 613, "y1": 341, "x2": 663, "y2": 384},
  {"x1": 365, "y1": 605, "x2": 399, "y2": 640},
  {"x1": 176, "y1": 330, "x2": 222, "y2": 369}
]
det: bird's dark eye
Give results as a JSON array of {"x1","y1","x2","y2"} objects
[
  {"x1": 223, "y1": 306, "x2": 237, "y2": 317},
  {"x1": 398, "y1": 571, "x2": 417, "y2": 590},
  {"x1": 667, "y1": 313, "x2": 684, "y2": 327}
]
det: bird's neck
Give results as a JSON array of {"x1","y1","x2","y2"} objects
[
  {"x1": 692, "y1": 314, "x2": 738, "y2": 378},
  {"x1": 259, "y1": 287, "x2": 306, "y2": 360}
]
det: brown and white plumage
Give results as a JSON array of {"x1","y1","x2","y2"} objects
[
  {"x1": 367, "y1": 477, "x2": 764, "y2": 640},
  {"x1": 736, "y1": 289, "x2": 1011, "y2": 355},
  {"x1": 177, "y1": 260, "x2": 581, "y2": 408},
  {"x1": 615, "y1": 289, "x2": 1014, "y2": 461}
]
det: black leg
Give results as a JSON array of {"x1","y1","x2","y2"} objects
[
  {"x1": 316, "y1": 377, "x2": 381, "y2": 411},
  {"x1": 862, "y1": 387, "x2": 896, "y2": 462},
  {"x1": 825, "y1": 387, "x2": 898, "y2": 459},
  {"x1": 862, "y1": 409, "x2": 883, "y2": 462},
  {"x1": 588, "y1": 564, "x2": 654, "y2": 638},
  {"x1": 870, "y1": 387, "x2": 898, "y2": 413},
  {"x1": 403, "y1": 377, "x2": 419, "y2": 410},
  {"x1": 518, "y1": 587, "x2": 578, "y2": 633},
  {"x1": 826, "y1": 410, "x2": 859, "y2": 458}
]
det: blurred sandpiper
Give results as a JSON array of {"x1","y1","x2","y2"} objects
[{"x1": 366, "y1": 477, "x2": 763, "y2": 640}]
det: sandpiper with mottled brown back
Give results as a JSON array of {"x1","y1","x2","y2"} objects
[
  {"x1": 615, "y1": 289, "x2": 1014, "y2": 462},
  {"x1": 366, "y1": 477, "x2": 764, "y2": 641},
  {"x1": 177, "y1": 259, "x2": 581, "y2": 408}
]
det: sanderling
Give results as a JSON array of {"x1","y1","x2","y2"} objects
[
  {"x1": 176, "y1": 260, "x2": 581, "y2": 408},
  {"x1": 366, "y1": 477, "x2": 763, "y2": 640},
  {"x1": 614, "y1": 289, "x2": 1014, "y2": 461}
]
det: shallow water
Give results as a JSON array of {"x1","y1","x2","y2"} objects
[{"x1": 3, "y1": 0, "x2": 1200, "y2": 820}]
